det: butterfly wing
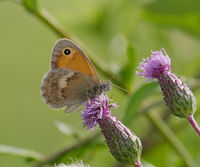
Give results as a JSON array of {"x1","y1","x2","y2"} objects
[
  {"x1": 41, "y1": 68, "x2": 95, "y2": 112},
  {"x1": 51, "y1": 38, "x2": 99, "y2": 81}
]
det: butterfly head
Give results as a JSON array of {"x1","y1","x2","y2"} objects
[
  {"x1": 99, "y1": 80, "x2": 112, "y2": 93},
  {"x1": 87, "y1": 80, "x2": 112, "y2": 101}
]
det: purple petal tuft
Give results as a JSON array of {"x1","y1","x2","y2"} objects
[
  {"x1": 82, "y1": 94, "x2": 117, "y2": 130},
  {"x1": 136, "y1": 48, "x2": 171, "y2": 81}
]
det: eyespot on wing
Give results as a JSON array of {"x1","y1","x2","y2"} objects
[{"x1": 50, "y1": 39, "x2": 99, "y2": 81}]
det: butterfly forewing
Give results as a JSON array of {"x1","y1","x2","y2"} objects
[{"x1": 51, "y1": 39, "x2": 99, "y2": 81}]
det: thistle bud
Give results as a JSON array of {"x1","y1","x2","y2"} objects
[
  {"x1": 98, "y1": 115, "x2": 142, "y2": 165},
  {"x1": 157, "y1": 71, "x2": 196, "y2": 118},
  {"x1": 136, "y1": 49, "x2": 196, "y2": 118},
  {"x1": 82, "y1": 94, "x2": 143, "y2": 166},
  {"x1": 136, "y1": 49, "x2": 200, "y2": 136}
]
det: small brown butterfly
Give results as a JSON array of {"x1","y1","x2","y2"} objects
[{"x1": 41, "y1": 39, "x2": 111, "y2": 113}]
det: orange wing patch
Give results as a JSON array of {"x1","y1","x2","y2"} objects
[
  {"x1": 55, "y1": 52, "x2": 97, "y2": 80},
  {"x1": 51, "y1": 39, "x2": 98, "y2": 81}
]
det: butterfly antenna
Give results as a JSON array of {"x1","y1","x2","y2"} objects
[{"x1": 111, "y1": 83, "x2": 130, "y2": 96}]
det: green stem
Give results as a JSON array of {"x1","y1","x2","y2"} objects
[
  {"x1": 36, "y1": 8, "x2": 74, "y2": 40},
  {"x1": 188, "y1": 114, "x2": 200, "y2": 136},
  {"x1": 0, "y1": 145, "x2": 44, "y2": 162},
  {"x1": 146, "y1": 111, "x2": 197, "y2": 167}
]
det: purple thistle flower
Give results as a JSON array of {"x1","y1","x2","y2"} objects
[
  {"x1": 136, "y1": 49, "x2": 171, "y2": 81},
  {"x1": 82, "y1": 94, "x2": 143, "y2": 165},
  {"x1": 137, "y1": 49, "x2": 200, "y2": 136},
  {"x1": 82, "y1": 94, "x2": 117, "y2": 130}
]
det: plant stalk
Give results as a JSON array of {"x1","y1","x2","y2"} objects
[
  {"x1": 146, "y1": 111, "x2": 197, "y2": 167},
  {"x1": 135, "y1": 160, "x2": 143, "y2": 167},
  {"x1": 188, "y1": 114, "x2": 200, "y2": 136}
]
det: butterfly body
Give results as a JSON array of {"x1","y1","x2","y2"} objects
[{"x1": 41, "y1": 39, "x2": 111, "y2": 113}]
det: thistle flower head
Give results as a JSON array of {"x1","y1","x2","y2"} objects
[
  {"x1": 81, "y1": 94, "x2": 143, "y2": 166},
  {"x1": 82, "y1": 94, "x2": 117, "y2": 130},
  {"x1": 98, "y1": 115, "x2": 143, "y2": 165},
  {"x1": 136, "y1": 49, "x2": 171, "y2": 81},
  {"x1": 137, "y1": 49, "x2": 197, "y2": 118},
  {"x1": 159, "y1": 73, "x2": 196, "y2": 118}
]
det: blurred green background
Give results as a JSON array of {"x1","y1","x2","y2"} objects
[{"x1": 0, "y1": 0, "x2": 200, "y2": 167}]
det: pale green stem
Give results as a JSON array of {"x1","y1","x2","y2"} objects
[
  {"x1": 0, "y1": 145, "x2": 44, "y2": 162},
  {"x1": 146, "y1": 111, "x2": 197, "y2": 167}
]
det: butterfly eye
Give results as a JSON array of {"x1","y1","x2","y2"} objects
[{"x1": 64, "y1": 49, "x2": 71, "y2": 55}]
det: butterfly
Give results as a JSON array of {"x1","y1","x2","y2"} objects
[{"x1": 41, "y1": 38, "x2": 112, "y2": 113}]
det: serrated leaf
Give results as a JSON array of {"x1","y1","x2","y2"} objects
[
  {"x1": 119, "y1": 43, "x2": 137, "y2": 91},
  {"x1": 0, "y1": 145, "x2": 44, "y2": 162},
  {"x1": 123, "y1": 82, "x2": 159, "y2": 126}
]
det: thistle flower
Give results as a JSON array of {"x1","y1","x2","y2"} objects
[
  {"x1": 137, "y1": 49, "x2": 200, "y2": 136},
  {"x1": 82, "y1": 94, "x2": 143, "y2": 166},
  {"x1": 136, "y1": 49, "x2": 171, "y2": 82},
  {"x1": 82, "y1": 94, "x2": 117, "y2": 130}
]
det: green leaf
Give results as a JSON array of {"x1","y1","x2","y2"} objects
[
  {"x1": 123, "y1": 82, "x2": 159, "y2": 126},
  {"x1": 119, "y1": 43, "x2": 137, "y2": 91},
  {"x1": 22, "y1": 0, "x2": 38, "y2": 12},
  {"x1": 0, "y1": 145, "x2": 44, "y2": 162}
]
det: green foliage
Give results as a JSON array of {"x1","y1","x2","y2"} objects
[
  {"x1": 123, "y1": 82, "x2": 159, "y2": 126},
  {"x1": 119, "y1": 43, "x2": 137, "y2": 91},
  {"x1": 143, "y1": 0, "x2": 200, "y2": 39}
]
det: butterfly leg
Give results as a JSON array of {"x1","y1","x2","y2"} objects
[
  {"x1": 76, "y1": 107, "x2": 82, "y2": 114},
  {"x1": 64, "y1": 103, "x2": 81, "y2": 113}
]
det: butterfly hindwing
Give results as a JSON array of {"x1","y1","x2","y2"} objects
[{"x1": 41, "y1": 68, "x2": 95, "y2": 111}]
